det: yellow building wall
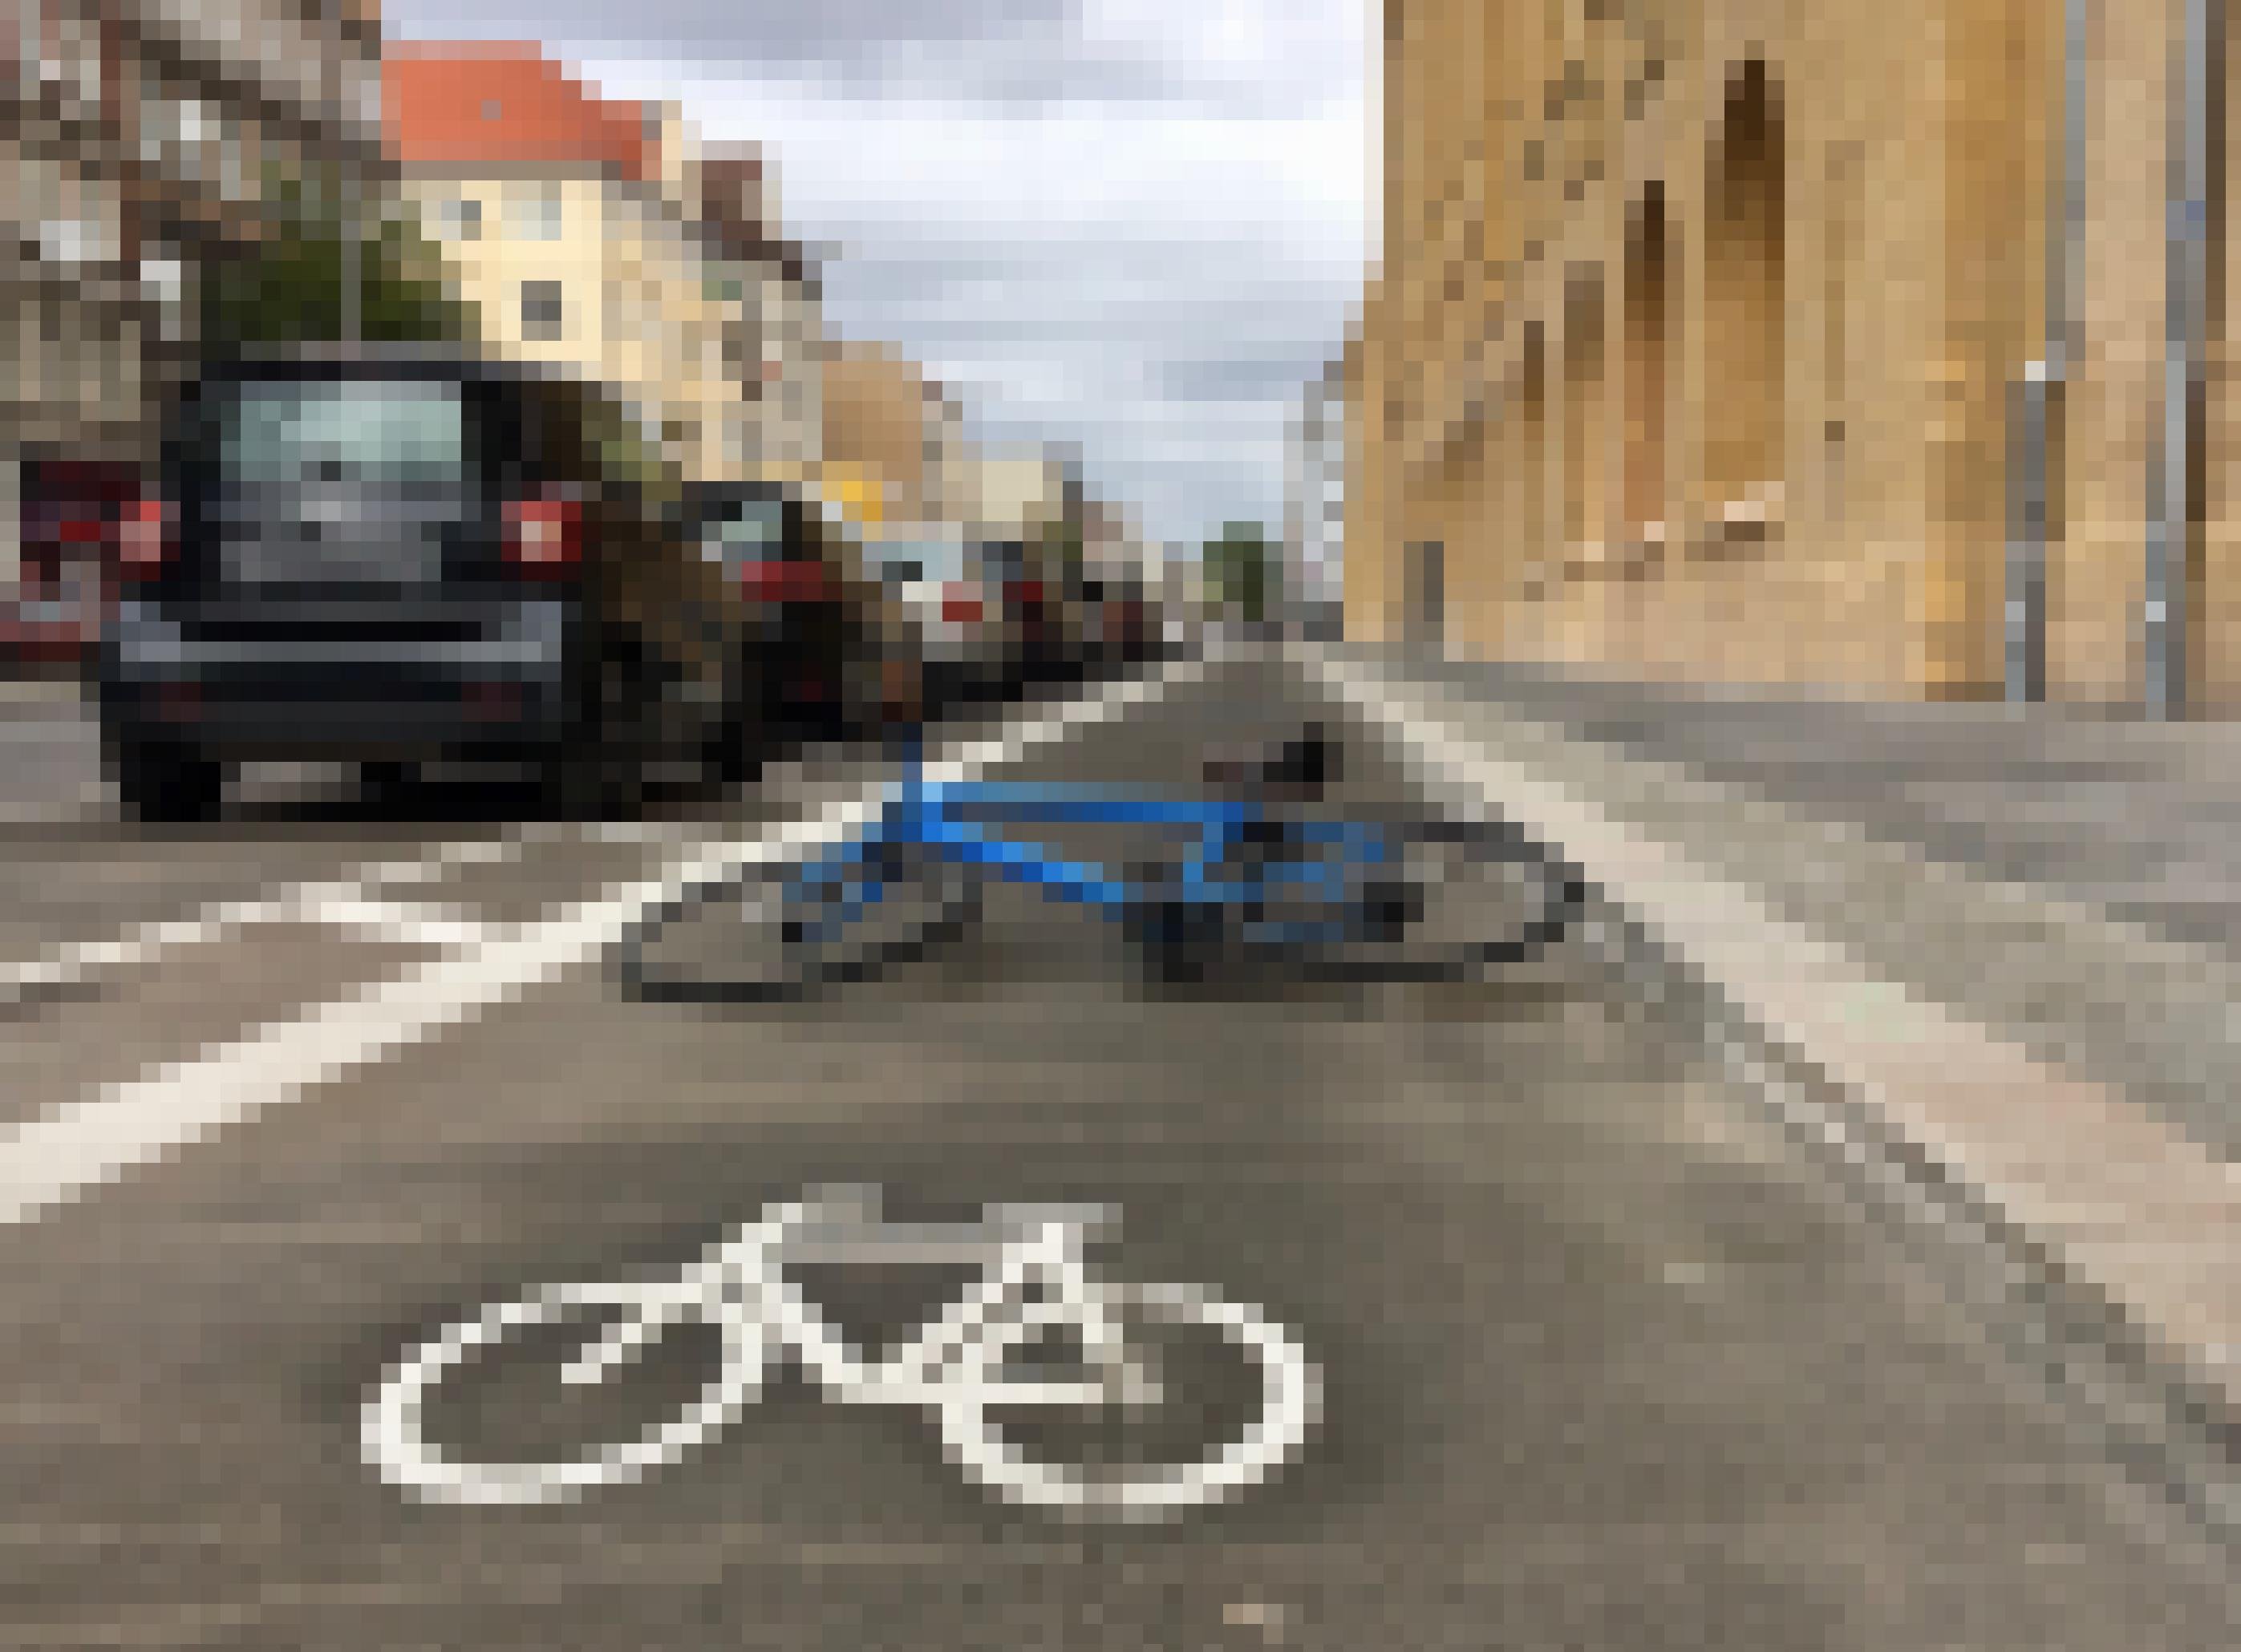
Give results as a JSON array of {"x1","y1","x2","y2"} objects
[
  {"x1": 411, "y1": 174, "x2": 758, "y2": 485},
  {"x1": 1356, "y1": 0, "x2": 2231, "y2": 707}
]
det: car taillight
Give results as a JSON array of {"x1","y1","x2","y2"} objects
[
  {"x1": 740, "y1": 558, "x2": 833, "y2": 603},
  {"x1": 115, "y1": 498, "x2": 174, "y2": 583},
  {"x1": 940, "y1": 584, "x2": 983, "y2": 626},
  {"x1": 502, "y1": 496, "x2": 584, "y2": 577}
]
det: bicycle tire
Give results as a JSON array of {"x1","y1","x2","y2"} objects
[
  {"x1": 1145, "y1": 814, "x2": 1581, "y2": 984},
  {"x1": 616, "y1": 844, "x2": 982, "y2": 1004},
  {"x1": 363, "y1": 1280, "x2": 772, "y2": 1506},
  {"x1": 935, "y1": 1280, "x2": 1319, "y2": 1522}
]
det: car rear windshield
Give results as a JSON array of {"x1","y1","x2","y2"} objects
[
  {"x1": 215, "y1": 380, "x2": 470, "y2": 486},
  {"x1": 877, "y1": 539, "x2": 968, "y2": 586},
  {"x1": 698, "y1": 498, "x2": 788, "y2": 564}
]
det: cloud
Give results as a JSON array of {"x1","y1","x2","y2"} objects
[
  {"x1": 383, "y1": 1, "x2": 1080, "y2": 67},
  {"x1": 378, "y1": 0, "x2": 1371, "y2": 545},
  {"x1": 382, "y1": 0, "x2": 1360, "y2": 119}
]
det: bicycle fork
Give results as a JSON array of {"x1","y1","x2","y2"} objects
[{"x1": 878, "y1": 1224, "x2": 1160, "y2": 1413}]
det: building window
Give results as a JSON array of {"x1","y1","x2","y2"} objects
[
  {"x1": 509, "y1": 181, "x2": 563, "y2": 242},
  {"x1": 436, "y1": 196, "x2": 481, "y2": 241},
  {"x1": 520, "y1": 281, "x2": 565, "y2": 342}
]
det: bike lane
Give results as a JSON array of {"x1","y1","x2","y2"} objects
[{"x1": 0, "y1": 661, "x2": 2232, "y2": 1650}]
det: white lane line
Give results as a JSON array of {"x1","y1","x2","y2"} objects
[
  {"x1": 303, "y1": 897, "x2": 508, "y2": 955},
  {"x1": 0, "y1": 836, "x2": 531, "y2": 1004},
  {"x1": 0, "y1": 664, "x2": 1200, "y2": 1225}
]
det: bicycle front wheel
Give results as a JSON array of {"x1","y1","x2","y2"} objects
[
  {"x1": 363, "y1": 1281, "x2": 771, "y2": 1506},
  {"x1": 1242, "y1": 814, "x2": 1581, "y2": 982},
  {"x1": 937, "y1": 1282, "x2": 1319, "y2": 1522},
  {"x1": 618, "y1": 841, "x2": 980, "y2": 1003}
]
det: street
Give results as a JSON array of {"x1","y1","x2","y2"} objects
[{"x1": 0, "y1": 655, "x2": 2234, "y2": 1650}]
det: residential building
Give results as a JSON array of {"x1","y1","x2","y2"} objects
[
  {"x1": 1283, "y1": 354, "x2": 1349, "y2": 638},
  {"x1": 6, "y1": 0, "x2": 384, "y2": 599},
  {"x1": 1355, "y1": 1, "x2": 2240, "y2": 706},
  {"x1": 696, "y1": 143, "x2": 821, "y2": 480},
  {"x1": 951, "y1": 449, "x2": 1072, "y2": 548},
  {"x1": 384, "y1": 43, "x2": 812, "y2": 485},
  {"x1": 819, "y1": 340, "x2": 949, "y2": 531}
]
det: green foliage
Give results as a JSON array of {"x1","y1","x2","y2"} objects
[
  {"x1": 572, "y1": 385, "x2": 683, "y2": 512},
  {"x1": 199, "y1": 167, "x2": 477, "y2": 350},
  {"x1": 1033, "y1": 513, "x2": 1084, "y2": 574},
  {"x1": 1202, "y1": 520, "x2": 1273, "y2": 622}
]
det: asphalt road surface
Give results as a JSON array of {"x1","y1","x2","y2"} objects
[{"x1": 0, "y1": 658, "x2": 2233, "y2": 1650}]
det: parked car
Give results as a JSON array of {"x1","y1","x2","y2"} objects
[
  {"x1": 862, "y1": 535, "x2": 1007, "y2": 713},
  {"x1": 678, "y1": 482, "x2": 935, "y2": 747},
  {"x1": 980, "y1": 539, "x2": 1065, "y2": 686},
  {"x1": 1068, "y1": 572, "x2": 1152, "y2": 674},
  {"x1": 6, "y1": 459, "x2": 139, "y2": 673},
  {"x1": 97, "y1": 345, "x2": 756, "y2": 821},
  {"x1": 678, "y1": 480, "x2": 849, "y2": 751}
]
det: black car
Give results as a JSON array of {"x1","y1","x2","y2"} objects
[
  {"x1": 99, "y1": 346, "x2": 757, "y2": 820},
  {"x1": 680, "y1": 482, "x2": 931, "y2": 745},
  {"x1": 678, "y1": 480, "x2": 853, "y2": 750}
]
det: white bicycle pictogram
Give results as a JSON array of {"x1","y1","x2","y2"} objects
[{"x1": 363, "y1": 1185, "x2": 1320, "y2": 1521}]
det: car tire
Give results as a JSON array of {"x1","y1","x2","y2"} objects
[
  {"x1": 539, "y1": 633, "x2": 646, "y2": 822},
  {"x1": 704, "y1": 659, "x2": 766, "y2": 789},
  {"x1": 111, "y1": 736, "x2": 224, "y2": 824}
]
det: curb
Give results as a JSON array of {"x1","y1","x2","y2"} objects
[{"x1": 1303, "y1": 646, "x2": 2239, "y2": 1555}]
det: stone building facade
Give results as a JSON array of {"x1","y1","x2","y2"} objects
[{"x1": 1351, "y1": 0, "x2": 2237, "y2": 705}]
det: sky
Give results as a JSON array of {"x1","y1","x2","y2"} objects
[{"x1": 377, "y1": 0, "x2": 1374, "y2": 548}]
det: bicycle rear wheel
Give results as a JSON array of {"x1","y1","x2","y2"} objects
[
  {"x1": 1159, "y1": 814, "x2": 1580, "y2": 983},
  {"x1": 618, "y1": 840, "x2": 981, "y2": 1003},
  {"x1": 363, "y1": 1281, "x2": 770, "y2": 1505}
]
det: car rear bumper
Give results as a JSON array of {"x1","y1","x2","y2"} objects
[{"x1": 97, "y1": 596, "x2": 577, "y2": 759}]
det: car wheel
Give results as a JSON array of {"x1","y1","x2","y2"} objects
[
  {"x1": 111, "y1": 737, "x2": 224, "y2": 824},
  {"x1": 703, "y1": 658, "x2": 766, "y2": 788},
  {"x1": 540, "y1": 634, "x2": 647, "y2": 822}
]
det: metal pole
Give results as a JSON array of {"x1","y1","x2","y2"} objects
[
  {"x1": 2007, "y1": 372, "x2": 2049, "y2": 701},
  {"x1": 2147, "y1": 0, "x2": 2210, "y2": 717},
  {"x1": 2012, "y1": 0, "x2": 2091, "y2": 704}
]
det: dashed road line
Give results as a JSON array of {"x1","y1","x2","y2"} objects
[{"x1": 0, "y1": 664, "x2": 1198, "y2": 1225}]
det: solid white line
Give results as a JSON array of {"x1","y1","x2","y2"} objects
[{"x1": 0, "y1": 664, "x2": 1201, "y2": 1224}]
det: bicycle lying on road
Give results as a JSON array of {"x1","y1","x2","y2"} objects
[
  {"x1": 363, "y1": 1185, "x2": 1320, "y2": 1521},
  {"x1": 615, "y1": 723, "x2": 1582, "y2": 1001}
]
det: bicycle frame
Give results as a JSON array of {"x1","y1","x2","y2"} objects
[
  {"x1": 783, "y1": 755, "x2": 1400, "y2": 944},
  {"x1": 566, "y1": 1188, "x2": 1148, "y2": 1413}
]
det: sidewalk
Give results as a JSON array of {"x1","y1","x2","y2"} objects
[
  {"x1": 1394, "y1": 654, "x2": 2241, "y2": 955},
  {"x1": 1337, "y1": 650, "x2": 2241, "y2": 1160},
  {"x1": 1307, "y1": 645, "x2": 2238, "y2": 1544}
]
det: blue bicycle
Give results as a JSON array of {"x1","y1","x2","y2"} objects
[{"x1": 618, "y1": 725, "x2": 1581, "y2": 1001}]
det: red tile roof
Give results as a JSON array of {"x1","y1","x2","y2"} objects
[{"x1": 384, "y1": 43, "x2": 654, "y2": 182}]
